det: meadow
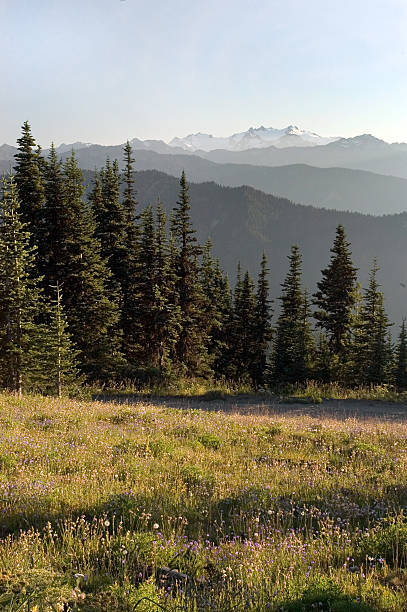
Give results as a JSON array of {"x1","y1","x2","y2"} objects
[{"x1": 2, "y1": 394, "x2": 407, "y2": 610}]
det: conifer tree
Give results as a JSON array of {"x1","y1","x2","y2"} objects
[
  {"x1": 152, "y1": 202, "x2": 181, "y2": 371},
  {"x1": 13, "y1": 121, "x2": 46, "y2": 271},
  {"x1": 25, "y1": 283, "x2": 81, "y2": 396},
  {"x1": 200, "y1": 239, "x2": 231, "y2": 372},
  {"x1": 272, "y1": 245, "x2": 311, "y2": 384},
  {"x1": 314, "y1": 225, "x2": 357, "y2": 355},
  {"x1": 250, "y1": 253, "x2": 273, "y2": 388},
  {"x1": 171, "y1": 171, "x2": 209, "y2": 375},
  {"x1": 42, "y1": 144, "x2": 65, "y2": 293},
  {"x1": 132, "y1": 205, "x2": 157, "y2": 364},
  {"x1": 395, "y1": 320, "x2": 407, "y2": 388},
  {"x1": 0, "y1": 175, "x2": 41, "y2": 395},
  {"x1": 233, "y1": 270, "x2": 257, "y2": 381},
  {"x1": 92, "y1": 159, "x2": 127, "y2": 298},
  {"x1": 57, "y1": 153, "x2": 122, "y2": 379},
  {"x1": 359, "y1": 261, "x2": 392, "y2": 384},
  {"x1": 120, "y1": 141, "x2": 140, "y2": 362}
]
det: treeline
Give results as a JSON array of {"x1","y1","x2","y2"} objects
[{"x1": 0, "y1": 122, "x2": 406, "y2": 396}]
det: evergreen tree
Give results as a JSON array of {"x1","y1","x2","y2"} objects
[
  {"x1": 233, "y1": 269, "x2": 257, "y2": 381},
  {"x1": 200, "y1": 239, "x2": 231, "y2": 373},
  {"x1": 395, "y1": 320, "x2": 407, "y2": 388},
  {"x1": 57, "y1": 153, "x2": 122, "y2": 379},
  {"x1": 120, "y1": 141, "x2": 140, "y2": 362},
  {"x1": 171, "y1": 171, "x2": 209, "y2": 375},
  {"x1": 25, "y1": 283, "x2": 81, "y2": 396},
  {"x1": 13, "y1": 121, "x2": 46, "y2": 271},
  {"x1": 250, "y1": 253, "x2": 273, "y2": 388},
  {"x1": 92, "y1": 159, "x2": 127, "y2": 298},
  {"x1": 42, "y1": 143, "x2": 65, "y2": 293},
  {"x1": 313, "y1": 225, "x2": 357, "y2": 356},
  {"x1": 152, "y1": 203, "x2": 181, "y2": 371},
  {"x1": 359, "y1": 261, "x2": 392, "y2": 384},
  {"x1": 0, "y1": 175, "x2": 42, "y2": 394},
  {"x1": 272, "y1": 245, "x2": 311, "y2": 384}
]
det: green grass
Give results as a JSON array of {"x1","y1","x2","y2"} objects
[{"x1": 1, "y1": 393, "x2": 407, "y2": 610}]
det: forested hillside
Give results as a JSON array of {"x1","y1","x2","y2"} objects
[{"x1": 1, "y1": 123, "x2": 406, "y2": 395}]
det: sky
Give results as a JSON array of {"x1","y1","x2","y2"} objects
[{"x1": 2, "y1": 0, "x2": 407, "y2": 147}]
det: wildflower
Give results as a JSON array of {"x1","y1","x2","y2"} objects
[
  {"x1": 104, "y1": 520, "x2": 110, "y2": 527},
  {"x1": 153, "y1": 523, "x2": 159, "y2": 529}
]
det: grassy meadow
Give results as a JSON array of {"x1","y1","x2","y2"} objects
[{"x1": 2, "y1": 394, "x2": 407, "y2": 610}]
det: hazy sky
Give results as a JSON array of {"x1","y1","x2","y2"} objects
[{"x1": 2, "y1": 0, "x2": 407, "y2": 146}]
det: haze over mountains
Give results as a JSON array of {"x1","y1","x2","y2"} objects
[
  {"x1": 2, "y1": 121, "x2": 407, "y2": 325},
  {"x1": 3, "y1": 123, "x2": 407, "y2": 215}
]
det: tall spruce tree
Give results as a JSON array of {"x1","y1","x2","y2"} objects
[
  {"x1": 272, "y1": 245, "x2": 311, "y2": 384},
  {"x1": 92, "y1": 159, "x2": 127, "y2": 299},
  {"x1": 358, "y1": 261, "x2": 392, "y2": 384},
  {"x1": 250, "y1": 253, "x2": 273, "y2": 388},
  {"x1": 14, "y1": 121, "x2": 46, "y2": 272},
  {"x1": 395, "y1": 320, "x2": 407, "y2": 388},
  {"x1": 313, "y1": 225, "x2": 357, "y2": 356},
  {"x1": 42, "y1": 143, "x2": 65, "y2": 294},
  {"x1": 200, "y1": 239, "x2": 230, "y2": 372},
  {"x1": 0, "y1": 175, "x2": 42, "y2": 395},
  {"x1": 57, "y1": 152, "x2": 122, "y2": 379},
  {"x1": 232, "y1": 269, "x2": 257, "y2": 382},
  {"x1": 171, "y1": 171, "x2": 209, "y2": 375},
  {"x1": 25, "y1": 283, "x2": 81, "y2": 396},
  {"x1": 120, "y1": 141, "x2": 140, "y2": 362}
]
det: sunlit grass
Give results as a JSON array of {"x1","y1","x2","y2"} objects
[{"x1": 1, "y1": 393, "x2": 407, "y2": 610}]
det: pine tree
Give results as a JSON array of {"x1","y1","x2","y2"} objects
[
  {"x1": 132, "y1": 205, "x2": 158, "y2": 365},
  {"x1": 57, "y1": 153, "x2": 122, "y2": 380},
  {"x1": 120, "y1": 141, "x2": 140, "y2": 362},
  {"x1": 395, "y1": 320, "x2": 407, "y2": 388},
  {"x1": 0, "y1": 175, "x2": 42, "y2": 395},
  {"x1": 152, "y1": 202, "x2": 181, "y2": 371},
  {"x1": 250, "y1": 253, "x2": 273, "y2": 388},
  {"x1": 25, "y1": 283, "x2": 81, "y2": 396},
  {"x1": 313, "y1": 225, "x2": 357, "y2": 356},
  {"x1": 200, "y1": 239, "x2": 231, "y2": 373},
  {"x1": 171, "y1": 171, "x2": 209, "y2": 375},
  {"x1": 360, "y1": 261, "x2": 392, "y2": 384},
  {"x1": 272, "y1": 245, "x2": 311, "y2": 384},
  {"x1": 42, "y1": 143, "x2": 65, "y2": 293},
  {"x1": 13, "y1": 121, "x2": 46, "y2": 271},
  {"x1": 92, "y1": 159, "x2": 127, "y2": 299},
  {"x1": 234, "y1": 270, "x2": 257, "y2": 382}
]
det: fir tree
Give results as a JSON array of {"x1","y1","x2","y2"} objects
[
  {"x1": 395, "y1": 320, "x2": 407, "y2": 388},
  {"x1": 313, "y1": 225, "x2": 357, "y2": 355},
  {"x1": 272, "y1": 245, "x2": 311, "y2": 384},
  {"x1": 42, "y1": 143, "x2": 65, "y2": 293},
  {"x1": 0, "y1": 175, "x2": 42, "y2": 395},
  {"x1": 92, "y1": 159, "x2": 127, "y2": 299},
  {"x1": 359, "y1": 261, "x2": 392, "y2": 384},
  {"x1": 120, "y1": 141, "x2": 140, "y2": 362},
  {"x1": 25, "y1": 283, "x2": 81, "y2": 396},
  {"x1": 233, "y1": 269, "x2": 257, "y2": 382},
  {"x1": 57, "y1": 153, "x2": 122, "y2": 379},
  {"x1": 200, "y1": 239, "x2": 231, "y2": 373},
  {"x1": 13, "y1": 121, "x2": 46, "y2": 271},
  {"x1": 171, "y1": 171, "x2": 209, "y2": 375},
  {"x1": 250, "y1": 253, "x2": 273, "y2": 388}
]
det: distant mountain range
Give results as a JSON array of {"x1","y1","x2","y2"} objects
[
  {"x1": 2, "y1": 124, "x2": 407, "y2": 217},
  {"x1": 168, "y1": 125, "x2": 339, "y2": 151}
]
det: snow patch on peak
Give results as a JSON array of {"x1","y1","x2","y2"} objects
[{"x1": 168, "y1": 125, "x2": 340, "y2": 152}]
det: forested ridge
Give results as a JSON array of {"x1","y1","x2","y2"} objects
[{"x1": 1, "y1": 122, "x2": 406, "y2": 395}]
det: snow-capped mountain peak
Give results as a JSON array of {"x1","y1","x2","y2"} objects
[{"x1": 168, "y1": 125, "x2": 339, "y2": 152}]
